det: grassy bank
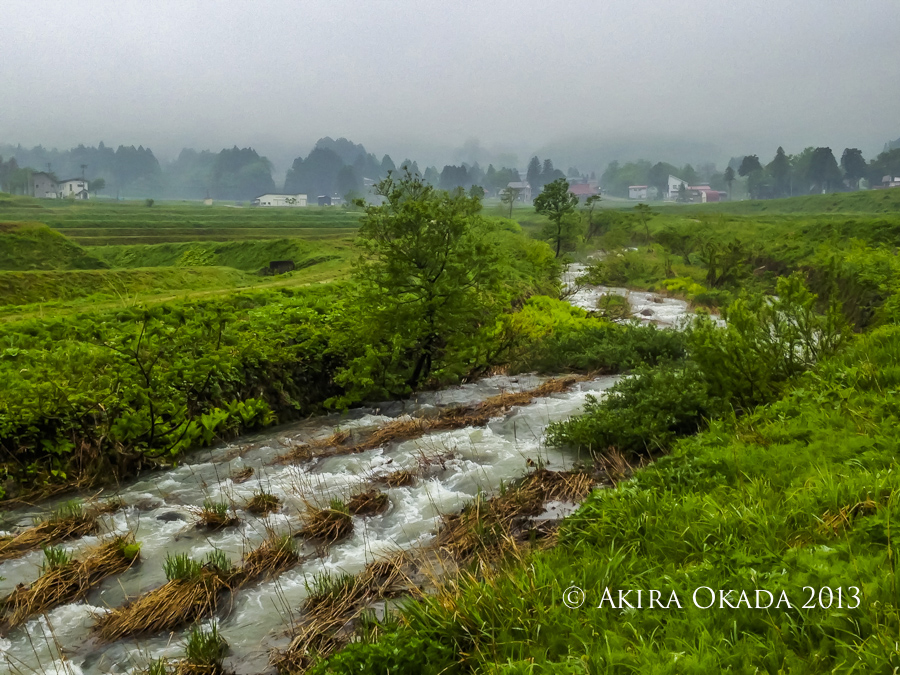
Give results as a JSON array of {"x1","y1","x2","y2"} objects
[{"x1": 313, "y1": 321, "x2": 900, "y2": 673}]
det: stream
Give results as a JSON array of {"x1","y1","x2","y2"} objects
[{"x1": 0, "y1": 265, "x2": 693, "y2": 675}]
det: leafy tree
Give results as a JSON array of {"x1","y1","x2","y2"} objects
[
  {"x1": 648, "y1": 162, "x2": 679, "y2": 201},
  {"x1": 526, "y1": 156, "x2": 542, "y2": 194},
  {"x1": 534, "y1": 177, "x2": 580, "y2": 257},
  {"x1": 423, "y1": 166, "x2": 440, "y2": 186},
  {"x1": 380, "y1": 154, "x2": 396, "y2": 177},
  {"x1": 336, "y1": 165, "x2": 361, "y2": 197},
  {"x1": 345, "y1": 171, "x2": 504, "y2": 393},
  {"x1": 738, "y1": 155, "x2": 762, "y2": 178},
  {"x1": 91, "y1": 177, "x2": 106, "y2": 196},
  {"x1": 868, "y1": 148, "x2": 900, "y2": 185},
  {"x1": 211, "y1": 147, "x2": 275, "y2": 201},
  {"x1": 768, "y1": 147, "x2": 790, "y2": 197},
  {"x1": 468, "y1": 184, "x2": 485, "y2": 200},
  {"x1": 500, "y1": 186, "x2": 522, "y2": 218},
  {"x1": 284, "y1": 147, "x2": 343, "y2": 197},
  {"x1": 633, "y1": 203, "x2": 655, "y2": 243},
  {"x1": 439, "y1": 165, "x2": 470, "y2": 191},
  {"x1": 677, "y1": 183, "x2": 688, "y2": 203},
  {"x1": 840, "y1": 148, "x2": 867, "y2": 190},
  {"x1": 583, "y1": 194, "x2": 603, "y2": 239},
  {"x1": 723, "y1": 166, "x2": 735, "y2": 198},
  {"x1": 808, "y1": 147, "x2": 842, "y2": 193},
  {"x1": 680, "y1": 164, "x2": 699, "y2": 186}
]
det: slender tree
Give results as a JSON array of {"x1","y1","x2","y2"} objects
[{"x1": 534, "y1": 177, "x2": 580, "y2": 257}]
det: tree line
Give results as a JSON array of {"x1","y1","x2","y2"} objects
[{"x1": 599, "y1": 144, "x2": 900, "y2": 201}]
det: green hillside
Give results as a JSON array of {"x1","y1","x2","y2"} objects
[
  {"x1": 88, "y1": 237, "x2": 354, "y2": 272},
  {"x1": 0, "y1": 267, "x2": 254, "y2": 308},
  {"x1": 659, "y1": 187, "x2": 900, "y2": 215},
  {"x1": 0, "y1": 221, "x2": 106, "y2": 270}
]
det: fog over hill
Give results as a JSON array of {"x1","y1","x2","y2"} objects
[{"x1": 1, "y1": 0, "x2": 898, "y2": 175}]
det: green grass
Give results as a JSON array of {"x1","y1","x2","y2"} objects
[
  {"x1": 0, "y1": 221, "x2": 105, "y2": 271},
  {"x1": 0, "y1": 267, "x2": 253, "y2": 308},
  {"x1": 654, "y1": 187, "x2": 900, "y2": 215},
  {"x1": 87, "y1": 237, "x2": 354, "y2": 271}
]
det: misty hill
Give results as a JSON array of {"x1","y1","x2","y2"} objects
[{"x1": 0, "y1": 221, "x2": 105, "y2": 271}]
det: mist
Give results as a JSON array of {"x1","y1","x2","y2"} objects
[{"x1": 1, "y1": 0, "x2": 898, "y2": 172}]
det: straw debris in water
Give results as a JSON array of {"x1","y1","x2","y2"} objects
[
  {"x1": 436, "y1": 469, "x2": 595, "y2": 560},
  {"x1": 299, "y1": 500, "x2": 353, "y2": 544},
  {"x1": 0, "y1": 535, "x2": 141, "y2": 631},
  {"x1": 275, "y1": 553, "x2": 416, "y2": 673},
  {"x1": 194, "y1": 499, "x2": 239, "y2": 530},
  {"x1": 0, "y1": 501, "x2": 99, "y2": 562},
  {"x1": 274, "y1": 376, "x2": 589, "y2": 464},
  {"x1": 230, "y1": 466, "x2": 254, "y2": 483},
  {"x1": 245, "y1": 490, "x2": 281, "y2": 515},
  {"x1": 238, "y1": 534, "x2": 301, "y2": 583},
  {"x1": 382, "y1": 469, "x2": 416, "y2": 488},
  {"x1": 346, "y1": 490, "x2": 389, "y2": 516},
  {"x1": 95, "y1": 551, "x2": 234, "y2": 641}
]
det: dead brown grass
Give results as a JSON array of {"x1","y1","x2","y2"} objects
[
  {"x1": 245, "y1": 491, "x2": 281, "y2": 515},
  {"x1": 0, "y1": 512, "x2": 98, "y2": 562},
  {"x1": 299, "y1": 503, "x2": 354, "y2": 544},
  {"x1": 274, "y1": 376, "x2": 589, "y2": 464},
  {"x1": 275, "y1": 552, "x2": 416, "y2": 672},
  {"x1": 382, "y1": 469, "x2": 416, "y2": 488},
  {"x1": 95, "y1": 570, "x2": 232, "y2": 641},
  {"x1": 0, "y1": 535, "x2": 140, "y2": 631},
  {"x1": 238, "y1": 535, "x2": 302, "y2": 584},
  {"x1": 346, "y1": 490, "x2": 389, "y2": 516},
  {"x1": 436, "y1": 469, "x2": 595, "y2": 561},
  {"x1": 230, "y1": 466, "x2": 255, "y2": 483}
]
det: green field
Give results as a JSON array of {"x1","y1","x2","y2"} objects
[{"x1": 0, "y1": 196, "x2": 361, "y2": 245}]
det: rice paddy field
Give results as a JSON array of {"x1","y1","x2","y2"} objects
[{"x1": 0, "y1": 196, "x2": 360, "y2": 318}]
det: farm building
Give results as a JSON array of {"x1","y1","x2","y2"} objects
[
  {"x1": 252, "y1": 193, "x2": 308, "y2": 207},
  {"x1": 629, "y1": 185, "x2": 648, "y2": 200}
]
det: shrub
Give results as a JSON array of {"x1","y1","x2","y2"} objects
[{"x1": 546, "y1": 364, "x2": 715, "y2": 457}]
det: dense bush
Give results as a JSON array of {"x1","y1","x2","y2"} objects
[{"x1": 546, "y1": 364, "x2": 715, "y2": 456}]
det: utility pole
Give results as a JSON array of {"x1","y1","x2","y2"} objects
[{"x1": 80, "y1": 164, "x2": 87, "y2": 180}]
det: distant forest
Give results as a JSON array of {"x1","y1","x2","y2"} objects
[
  {"x1": 0, "y1": 137, "x2": 527, "y2": 202},
  {"x1": 1, "y1": 136, "x2": 899, "y2": 202}
]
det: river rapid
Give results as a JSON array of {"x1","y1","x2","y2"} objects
[{"x1": 0, "y1": 265, "x2": 692, "y2": 675}]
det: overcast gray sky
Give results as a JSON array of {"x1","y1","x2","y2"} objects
[{"x1": 1, "y1": 0, "x2": 898, "y2": 170}]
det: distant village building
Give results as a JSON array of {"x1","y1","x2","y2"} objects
[
  {"x1": 629, "y1": 185, "x2": 648, "y2": 200},
  {"x1": 252, "y1": 193, "x2": 308, "y2": 207},
  {"x1": 28, "y1": 172, "x2": 90, "y2": 199},
  {"x1": 58, "y1": 178, "x2": 90, "y2": 200},
  {"x1": 875, "y1": 175, "x2": 900, "y2": 189},
  {"x1": 568, "y1": 183, "x2": 600, "y2": 202},
  {"x1": 667, "y1": 175, "x2": 688, "y2": 200},
  {"x1": 506, "y1": 181, "x2": 531, "y2": 202},
  {"x1": 30, "y1": 172, "x2": 59, "y2": 199}
]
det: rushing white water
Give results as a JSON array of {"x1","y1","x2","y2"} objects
[
  {"x1": 563, "y1": 262, "x2": 693, "y2": 328},
  {"x1": 0, "y1": 269, "x2": 697, "y2": 674},
  {"x1": 0, "y1": 374, "x2": 620, "y2": 674}
]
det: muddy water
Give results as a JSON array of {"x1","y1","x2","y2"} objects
[{"x1": 0, "y1": 269, "x2": 696, "y2": 674}]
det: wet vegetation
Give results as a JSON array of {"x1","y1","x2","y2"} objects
[
  {"x1": 4, "y1": 182, "x2": 900, "y2": 672},
  {"x1": 299, "y1": 189, "x2": 900, "y2": 673}
]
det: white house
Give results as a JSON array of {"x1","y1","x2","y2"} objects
[
  {"x1": 252, "y1": 193, "x2": 308, "y2": 207},
  {"x1": 667, "y1": 175, "x2": 688, "y2": 200},
  {"x1": 506, "y1": 181, "x2": 532, "y2": 202},
  {"x1": 628, "y1": 185, "x2": 648, "y2": 200},
  {"x1": 30, "y1": 172, "x2": 59, "y2": 199},
  {"x1": 58, "y1": 178, "x2": 90, "y2": 199}
]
